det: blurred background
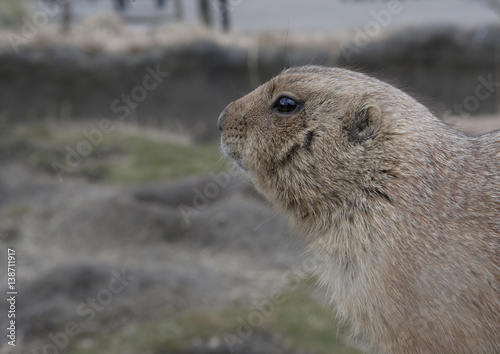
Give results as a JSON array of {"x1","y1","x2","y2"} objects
[{"x1": 0, "y1": 0, "x2": 499, "y2": 353}]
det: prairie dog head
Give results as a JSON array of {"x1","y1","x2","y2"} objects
[{"x1": 218, "y1": 66, "x2": 432, "y2": 229}]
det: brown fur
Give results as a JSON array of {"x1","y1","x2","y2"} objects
[{"x1": 218, "y1": 65, "x2": 500, "y2": 353}]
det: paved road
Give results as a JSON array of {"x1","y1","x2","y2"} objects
[{"x1": 30, "y1": 0, "x2": 499, "y2": 32}]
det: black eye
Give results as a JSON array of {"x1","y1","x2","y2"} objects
[{"x1": 273, "y1": 96, "x2": 299, "y2": 113}]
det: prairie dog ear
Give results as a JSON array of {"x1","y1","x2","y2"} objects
[{"x1": 348, "y1": 98, "x2": 381, "y2": 144}]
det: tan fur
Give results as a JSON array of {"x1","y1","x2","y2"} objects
[{"x1": 218, "y1": 65, "x2": 500, "y2": 353}]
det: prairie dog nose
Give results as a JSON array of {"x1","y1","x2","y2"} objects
[{"x1": 217, "y1": 108, "x2": 228, "y2": 131}]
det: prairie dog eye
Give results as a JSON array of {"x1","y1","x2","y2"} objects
[{"x1": 272, "y1": 95, "x2": 300, "y2": 114}]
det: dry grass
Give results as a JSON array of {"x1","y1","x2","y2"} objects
[{"x1": 0, "y1": 10, "x2": 361, "y2": 55}]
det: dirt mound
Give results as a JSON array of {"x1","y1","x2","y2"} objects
[
  {"x1": 0, "y1": 164, "x2": 312, "y2": 353},
  {"x1": 24, "y1": 173, "x2": 293, "y2": 256}
]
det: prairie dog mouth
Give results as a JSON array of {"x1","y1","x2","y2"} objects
[{"x1": 220, "y1": 141, "x2": 247, "y2": 172}]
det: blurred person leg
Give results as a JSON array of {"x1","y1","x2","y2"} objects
[
  {"x1": 156, "y1": 0, "x2": 166, "y2": 9},
  {"x1": 115, "y1": 0, "x2": 126, "y2": 12},
  {"x1": 173, "y1": 0, "x2": 183, "y2": 20},
  {"x1": 61, "y1": 0, "x2": 72, "y2": 34},
  {"x1": 219, "y1": 0, "x2": 229, "y2": 32},
  {"x1": 199, "y1": 0, "x2": 212, "y2": 27}
]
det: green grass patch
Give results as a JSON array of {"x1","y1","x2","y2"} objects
[
  {"x1": 66, "y1": 285, "x2": 360, "y2": 354},
  {"x1": 3, "y1": 203, "x2": 30, "y2": 218},
  {"x1": 104, "y1": 132, "x2": 222, "y2": 183},
  {"x1": 0, "y1": 122, "x2": 224, "y2": 183},
  {"x1": 0, "y1": 0, "x2": 26, "y2": 27}
]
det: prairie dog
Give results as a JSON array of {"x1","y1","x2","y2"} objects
[{"x1": 218, "y1": 66, "x2": 500, "y2": 353}]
